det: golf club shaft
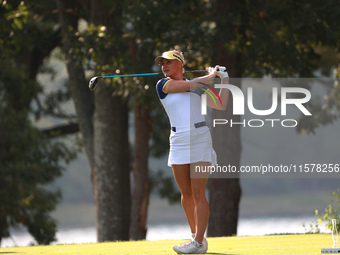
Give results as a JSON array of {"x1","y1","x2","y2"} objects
[
  {"x1": 100, "y1": 70, "x2": 206, "y2": 79},
  {"x1": 89, "y1": 70, "x2": 207, "y2": 91}
]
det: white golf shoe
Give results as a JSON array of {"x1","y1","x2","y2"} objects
[
  {"x1": 173, "y1": 239, "x2": 207, "y2": 254},
  {"x1": 191, "y1": 234, "x2": 208, "y2": 253},
  {"x1": 202, "y1": 237, "x2": 208, "y2": 253}
]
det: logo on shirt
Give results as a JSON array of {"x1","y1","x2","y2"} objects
[{"x1": 198, "y1": 83, "x2": 223, "y2": 115}]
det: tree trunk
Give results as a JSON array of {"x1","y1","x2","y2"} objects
[
  {"x1": 94, "y1": 83, "x2": 130, "y2": 241},
  {"x1": 208, "y1": 87, "x2": 242, "y2": 236},
  {"x1": 130, "y1": 100, "x2": 151, "y2": 240},
  {"x1": 208, "y1": 0, "x2": 243, "y2": 237},
  {"x1": 0, "y1": 213, "x2": 9, "y2": 246},
  {"x1": 57, "y1": 0, "x2": 131, "y2": 242},
  {"x1": 208, "y1": 58, "x2": 242, "y2": 237},
  {"x1": 91, "y1": 0, "x2": 131, "y2": 242}
]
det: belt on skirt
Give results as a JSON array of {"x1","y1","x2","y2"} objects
[{"x1": 171, "y1": 121, "x2": 206, "y2": 132}]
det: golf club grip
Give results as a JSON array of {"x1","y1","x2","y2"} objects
[
  {"x1": 185, "y1": 68, "x2": 224, "y2": 73},
  {"x1": 185, "y1": 70, "x2": 206, "y2": 74}
]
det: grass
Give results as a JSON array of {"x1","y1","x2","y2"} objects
[{"x1": 0, "y1": 234, "x2": 334, "y2": 255}]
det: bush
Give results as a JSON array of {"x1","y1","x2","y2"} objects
[{"x1": 305, "y1": 189, "x2": 340, "y2": 234}]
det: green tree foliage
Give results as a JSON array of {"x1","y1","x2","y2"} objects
[
  {"x1": 298, "y1": 66, "x2": 340, "y2": 134},
  {"x1": 0, "y1": 0, "x2": 77, "y2": 244},
  {"x1": 0, "y1": 108, "x2": 75, "y2": 244}
]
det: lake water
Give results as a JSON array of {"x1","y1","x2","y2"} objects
[{"x1": 1, "y1": 215, "x2": 326, "y2": 248}]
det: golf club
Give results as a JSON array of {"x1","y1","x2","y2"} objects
[{"x1": 89, "y1": 70, "x2": 207, "y2": 91}]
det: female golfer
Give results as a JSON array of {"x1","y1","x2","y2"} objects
[{"x1": 155, "y1": 50, "x2": 229, "y2": 254}]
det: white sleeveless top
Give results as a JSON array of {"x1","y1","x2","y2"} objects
[{"x1": 155, "y1": 78, "x2": 205, "y2": 130}]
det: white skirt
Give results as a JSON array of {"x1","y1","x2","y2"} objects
[{"x1": 168, "y1": 126, "x2": 217, "y2": 167}]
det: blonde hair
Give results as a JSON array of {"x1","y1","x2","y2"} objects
[
  {"x1": 170, "y1": 50, "x2": 185, "y2": 64},
  {"x1": 170, "y1": 49, "x2": 185, "y2": 73}
]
